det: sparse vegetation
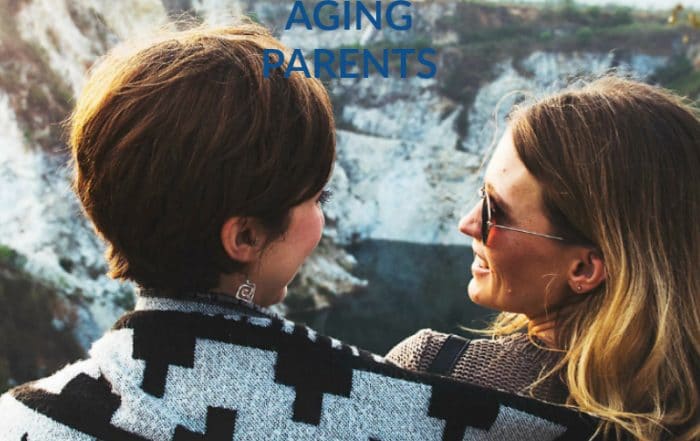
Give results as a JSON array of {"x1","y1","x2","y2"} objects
[
  {"x1": 112, "y1": 286, "x2": 136, "y2": 311},
  {"x1": 0, "y1": 244, "x2": 27, "y2": 270},
  {"x1": 0, "y1": 0, "x2": 75, "y2": 151},
  {"x1": 651, "y1": 54, "x2": 700, "y2": 99},
  {"x1": 284, "y1": 289, "x2": 317, "y2": 311},
  {"x1": 0, "y1": 260, "x2": 84, "y2": 394},
  {"x1": 426, "y1": 2, "x2": 687, "y2": 112}
]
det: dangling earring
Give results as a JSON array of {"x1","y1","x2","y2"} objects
[
  {"x1": 235, "y1": 277, "x2": 256, "y2": 303},
  {"x1": 235, "y1": 236, "x2": 258, "y2": 303}
]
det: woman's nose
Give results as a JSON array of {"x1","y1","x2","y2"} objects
[{"x1": 458, "y1": 200, "x2": 482, "y2": 240}]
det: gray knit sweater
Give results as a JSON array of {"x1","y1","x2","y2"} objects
[{"x1": 386, "y1": 330, "x2": 569, "y2": 405}]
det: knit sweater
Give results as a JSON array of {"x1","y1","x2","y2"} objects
[
  {"x1": 0, "y1": 291, "x2": 599, "y2": 440},
  {"x1": 386, "y1": 329, "x2": 569, "y2": 405}
]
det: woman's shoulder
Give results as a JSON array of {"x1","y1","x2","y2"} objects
[
  {"x1": 385, "y1": 329, "x2": 458, "y2": 372},
  {"x1": 386, "y1": 330, "x2": 568, "y2": 404},
  {"x1": 386, "y1": 330, "x2": 558, "y2": 372}
]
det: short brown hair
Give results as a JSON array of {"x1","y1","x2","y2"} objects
[{"x1": 69, "y1": 23, "x2": 336, "y2": 292}]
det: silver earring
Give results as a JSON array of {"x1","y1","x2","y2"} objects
[
  {"x1": 576, "y1": 284, "x2": 582, "y2": 292},
  {"x1": 235, "y1": 277, "x2": 256, "y2": 303}
]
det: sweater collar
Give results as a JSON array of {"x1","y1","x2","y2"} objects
[{"x1": 134, "y1": 287, "x2": 284, "y2": 321}]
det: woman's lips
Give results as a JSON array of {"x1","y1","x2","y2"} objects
[{"x1": 471, "y1": 253, "x2": 491, "y2": 276}]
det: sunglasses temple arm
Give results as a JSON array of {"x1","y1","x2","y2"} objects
[{"x1": 491, "y1": 224, "x2": 566, "y2": 241}]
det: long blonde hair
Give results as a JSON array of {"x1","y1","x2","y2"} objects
[{"x1": 477, "y1": 77, "x2": 700, "y2": 441}]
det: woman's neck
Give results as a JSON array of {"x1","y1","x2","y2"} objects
[
  {"x1": 526, "y1": 298, "x2": 582, "y2": 349},
  {"x1": 527, "y1": 317, "x2": 557, "y2": 348}
]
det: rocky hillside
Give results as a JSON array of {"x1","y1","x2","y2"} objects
[{"x1": 0, "y1": 0, "x2": 697, "y2": 392}]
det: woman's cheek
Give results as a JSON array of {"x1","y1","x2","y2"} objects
[
  {"x1": 305, "y1": 208, "x2": 324, "y2": 253},
  {"x1": 318, "y1": 207, "x2": 325, "y2": 231},
  {"x1": 483, "y1": 255, "x2": 517, "y2": 307},
  {"x1": 317, "y1": 207, "x2": 326, "y2": 237}
]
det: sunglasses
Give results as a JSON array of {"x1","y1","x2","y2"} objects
[{"x1": 480, "y1": 186, "x2": 566, "y2": 245}]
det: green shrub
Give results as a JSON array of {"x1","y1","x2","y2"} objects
[
  {"x1": 610, "y1": 7, "x2": 633, "y2": 27},
  {"x1": 576, "y1": 26, "x2": 594, "y2": 43},
  {"x1": 0, "y1": 244, "x2": 27, "y2": 270}
]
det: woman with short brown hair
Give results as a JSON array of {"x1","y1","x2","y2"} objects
[{"x1": 70, "y1": 24, "x2": 335, "y2": 301}]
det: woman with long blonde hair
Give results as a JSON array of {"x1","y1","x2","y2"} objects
[{"x1": 388, "y1": 76, "x2": 700, "y2": 441}]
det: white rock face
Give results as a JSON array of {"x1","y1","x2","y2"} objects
[
  {"x1": 0, "y1": 91, "x2": 125, "y2": 347},
  {"x1": 331, "y1": 76, "x2": 475, "y2": 244},
  {"x1": 6, "y1": 0, "x2": 176, "y2": 346},
  {"x1": 328, "y1": 51, "x2": 666, "y2": 246},
  {"x1": 461, "y1": 51, "x2": 668, "y2": 154},
  {"x1": 0, "y1": 94, "x2": 42, "y2": 246},
  {"x1": 80, "y1": 0, "x2": 169, "y2": 41},
  {"x1": 17, "y1": 0, "x2": 102, "y2": 95},
  {"x1": 192, "y1": 0, "x2": 245, "y2": 26},
  {"x1": 328, "y1": 123, "x2": 481, "y2": 245}
]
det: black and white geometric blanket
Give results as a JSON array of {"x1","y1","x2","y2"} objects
[{"x1": 0, "y1": 293, "x2": 601, "y2": 440}]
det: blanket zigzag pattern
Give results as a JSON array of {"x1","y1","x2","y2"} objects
[{"x1": 0, "y1": 298, "x2": 600, "y2": 441}]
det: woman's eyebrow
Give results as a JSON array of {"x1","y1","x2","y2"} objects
[{"x1": 484, "y1": 182, "x2": 512, "y2": 215}]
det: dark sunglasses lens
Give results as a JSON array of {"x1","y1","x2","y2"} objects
[{"x1": 481, "y1": 195, "x2": 489, "y2": 244}]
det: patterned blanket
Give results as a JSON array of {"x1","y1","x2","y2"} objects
[{"x1": 0, "y1": 293, "x2": 600, "y2": 440}]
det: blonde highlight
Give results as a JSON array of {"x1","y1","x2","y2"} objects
[{"x1": 469, "y1": 77, "x2": 700, "y2": 440}]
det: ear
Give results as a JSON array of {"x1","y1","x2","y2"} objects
[
  {"x1": 566, "y1": 248, "x2": 606, "y2": 295},
  {"x1": 220, "y1": 216, "x2": 264, "y2": 263}
]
